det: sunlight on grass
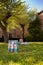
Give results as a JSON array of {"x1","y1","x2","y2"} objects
[
  {"x1": 0, "y1": 60, "x2": 3, "y2": 65},
  {"x1": 25, "y1": 57, "x2": 35, "y2": 62},
  {"x1": 0, "y1": 43, "x2": 7, "y2": 45},
  {"x1": 0, "y1": 43, "x2": 5, "y2": 45},
  {"x1": 0, "y1": 42, "x2": 43, "y2": 65},
  {"x1": 34, "y1": 61, "x2": 43, "y2": 65},
  {"x1": 9, "y1": 61, "x2": 21, "y2": 65},
  {"x1": 29, "y1": 42, "x2": 43, "y2": 44},
  {"x1": 0, "y1": 60, "x2": 21, "y2": 65}
]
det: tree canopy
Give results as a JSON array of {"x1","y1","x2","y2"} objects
[
  {"x1": 0, "y1": 0, "x2": 38, "y2": 42},
  {"x1": 0, "y1": 0, "x2": 28, "y2": 42}
]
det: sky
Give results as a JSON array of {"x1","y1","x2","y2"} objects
[{"x1": 22, "y1": 0, "x2": 43, "y2": 12}]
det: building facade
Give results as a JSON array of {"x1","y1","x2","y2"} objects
[
  {"x1": 0, "y1": 28, "x2": 23, "y2": 39},
  {"x1": 38, "y1": 11, "x2": 43, "y2": 31}
]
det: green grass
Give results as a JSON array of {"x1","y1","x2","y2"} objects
[{"x1": 0, "y1": 42, "x2": 43, "y2": 65}]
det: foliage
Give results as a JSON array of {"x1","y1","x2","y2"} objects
[
  {"x1": 27, "y1": 9, "x2": 37, "y2": 22},
  {"x1": 0, "y1": 0, "x2": 28, "y2": 42},
  {"x1": 26, "y1": 15, "x2": 43, "y2": 42},
  {"x1": 39, "y1": 31, "x2": 43, "y2": 41},
  {"x1": 0, "y1": 42, "x2": 43, "y2": 65},
  {"x1": 0, "y1": 0, "x2": 28, "y2": 31},
  {"x1": 0, "y1": 2, "x2": 7, "y2": 21}
]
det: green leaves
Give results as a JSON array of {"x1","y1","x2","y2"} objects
[
  {"x1": 0, "y1": 0, "x2": 28, "y2": 31},
  {"x1": 0, "y1": 2, "x2": 7, "y2": 20},
  {"x1": 28, "y1": 9, "x2": 37, "y2": 22}
]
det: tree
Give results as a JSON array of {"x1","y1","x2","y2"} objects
[
  {"x1": 10, "y1": 8, "x2": 37, "y2": 41},
  {"x1": 27, "y1": 9, "x2": 37, "y2": 21},
  {"x1": 16, "y1": 13, "x2": 28, "y2": 41},
  {"x1": 0, "y1": 0, "x2": 28, "y2": 42},
  {"x1": 28, "y1": 15, "x2": 41, "y2": 41},
  {"x1": 8, "y1": 0, "x2": 28, "y2": 41},
  {"x1": 12, "y1": 4, "x2": 29, "y2": 40},
  {"x1": 25, "y1": 9, "x2": 38, "y2": 41},
  {"x1": 18, "y1": 9, "x2": 37, "y2": 41}
]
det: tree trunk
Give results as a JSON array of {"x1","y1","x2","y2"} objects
[
  {"x1": 22, "y1": 26, "x2": 24, "y2": 41},
  {"x1": 2, "y1": 28, "x2": 8, "y2": 43},
  {"x1": 20, "y1": 24, "x2": 25, "y2": 41}
]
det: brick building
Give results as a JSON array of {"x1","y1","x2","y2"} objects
[
  {"x1": 38, "y1": 10, "x2": 43, "y2": 31},
  {"x1": 0, "y1": 28, "x2": 23, "y2": 39},
  {"x1": 0, "y1": 27, "x2": 28, "y2": 41}
]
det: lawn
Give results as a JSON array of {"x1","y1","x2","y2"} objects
[{"x1": 0, "y1": 42, "x2": 43, "y2": 65}]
